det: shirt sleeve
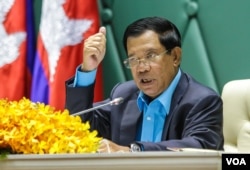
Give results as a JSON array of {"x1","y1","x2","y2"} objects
[{"x1": 73, "y1": 65, "x2": 97, "y2": 87}]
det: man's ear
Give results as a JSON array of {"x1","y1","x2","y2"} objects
[{"x1": 171, "y1": 47, "x2": 182, "y2": 67}]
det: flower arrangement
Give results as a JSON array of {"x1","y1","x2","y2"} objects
[{"x1": 0, "y1": 98, "x2": 101, "y2": 154}]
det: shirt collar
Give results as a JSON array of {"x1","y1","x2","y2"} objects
[{"x1": 137, "y1": 69, "x2": 181, "y2": 113}]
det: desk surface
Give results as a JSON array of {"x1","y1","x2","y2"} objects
[{"x1": 1, "y1": 151, "x2": 222, "y2": 170}]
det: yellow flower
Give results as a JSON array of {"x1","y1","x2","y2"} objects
[{"x1": 0, "y1": 98, "x2": 101, "y2": 154}]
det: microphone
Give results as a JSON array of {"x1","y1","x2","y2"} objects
[{"x1": 71, "y1": 97, "x2": 124, "y2": 116}]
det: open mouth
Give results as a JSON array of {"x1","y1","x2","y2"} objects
[{"x1": 141, "y1": 79, "x2": 153, "y2": 84}]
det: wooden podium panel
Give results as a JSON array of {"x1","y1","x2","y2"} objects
[{"x1": 0, "y1": 151, "x2": 222, "y2": 170}]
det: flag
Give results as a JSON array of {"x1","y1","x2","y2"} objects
[
  {"x1": 0, "y1": 0, "x2": 34, "y2": 100},
  {"x1": 31, "y1": 0, "x2": 103, "y2": 110}
]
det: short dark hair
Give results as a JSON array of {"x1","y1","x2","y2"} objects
[{"x1": 123, "y1": 16, "x2": 181, "y2": 52}]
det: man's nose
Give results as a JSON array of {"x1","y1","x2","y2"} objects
[{"x1": 136, "y1": 60, "x2": 150, "y2": 72}]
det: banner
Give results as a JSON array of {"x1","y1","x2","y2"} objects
[{"x1": 31, "y1": 0, "x2": 102, "y2": 110}]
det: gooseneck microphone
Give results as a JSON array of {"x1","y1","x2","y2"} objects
[{"x1": 72, "y1": 97, "x2": 124, "y2": 116}]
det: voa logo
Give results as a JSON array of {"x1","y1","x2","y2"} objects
[{"x1": 226, "y1": 158, "x2": 246, "y2": 166}]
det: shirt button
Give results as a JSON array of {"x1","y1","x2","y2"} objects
[{"x1": 147, "y1": 116, "x2": 151, "y2": 121}]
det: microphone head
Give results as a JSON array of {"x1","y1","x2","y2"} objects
[{"x1": 110, "y1": 97, "x2": 124, "y2": 105}]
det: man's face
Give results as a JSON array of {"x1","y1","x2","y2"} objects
[{"x1": 126, "y1": 30, "x2": 181, "y2": 99}]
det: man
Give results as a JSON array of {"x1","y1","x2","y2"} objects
[{"x1": 65, "y1": 16, "x2": 224, "y2": 152}]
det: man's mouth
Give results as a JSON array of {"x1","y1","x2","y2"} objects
[{"x1": 141, "y1": 79, "x2": 153, "y2": 84}]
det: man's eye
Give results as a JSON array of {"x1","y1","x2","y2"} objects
[
  {"x1": 129, "y1": 57, "x2": 137, "y2": 62},
  {"x1": 146, "y1": 53, "x2": 156, "y2": 59}
]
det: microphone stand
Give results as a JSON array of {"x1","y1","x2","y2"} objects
[{"x1": 72, "y1": 97, "x2": 124, "y2": 116}]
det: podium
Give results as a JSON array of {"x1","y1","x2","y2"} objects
[{"x1": 0, "y1": 151, "x2": 222, "y2": 170}]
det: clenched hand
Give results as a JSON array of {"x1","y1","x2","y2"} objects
[{"x1": 81, "y1": 27, "x2": 106, "y2": 71}]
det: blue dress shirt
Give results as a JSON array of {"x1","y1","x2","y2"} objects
[{"x1": 137, "y1": 69, "x2": 181, "y2": 142}]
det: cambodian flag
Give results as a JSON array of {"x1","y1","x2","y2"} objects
[
  {"x1": 0, "y1": 0, "x2": 34, "y2": 100},
  {"x1": 31, "y1": 0, "x2": 102, "y2": 110}
]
